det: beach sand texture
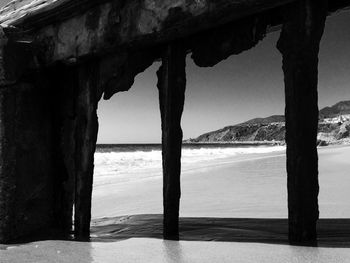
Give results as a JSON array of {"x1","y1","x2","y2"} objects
[{"x1": 0, "y1": 145, "x2": 349, "y2": 262}]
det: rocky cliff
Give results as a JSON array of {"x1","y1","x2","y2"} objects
[{"x1": 187, "y1": 101, "x2": 350, "y2": 145}]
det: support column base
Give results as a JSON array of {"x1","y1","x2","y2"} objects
[{"x1": 289, "y1": 222, "x2": 317, "y2": 245}]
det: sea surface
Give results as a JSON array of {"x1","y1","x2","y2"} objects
[{"x1": 94, "y1": 143, "x2": 285, "y2": 186}]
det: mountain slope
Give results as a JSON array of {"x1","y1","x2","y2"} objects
[
  {"x1": 187, "y1": 100, "x2": 350, "y2": 145},
  {"x1": 319, "y1": 101, "x2": 350, "y2": 118}
]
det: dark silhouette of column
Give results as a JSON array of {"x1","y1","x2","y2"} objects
[
  {"x1": 0, "y1": 30, "x2": 69, "y2": 243},
  {"x1": 157, "y1": 42, "x2": 187, "y2": 240},
  {"x1": 74, "y1": 63, "x2": 99, "y2": 240},
  {"x1": 277, "y1": 0, "x2": 328, "y2": 244}
]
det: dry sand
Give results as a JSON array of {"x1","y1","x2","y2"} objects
[
  {"x1": 0, "y1": 145, "x2": 350, "y2": 262},
  {"x1": 2, "y1": 238, "x2": 350, "y2": 263}
]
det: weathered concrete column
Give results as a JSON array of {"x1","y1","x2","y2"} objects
[
  {"x1": 277, "y1": 0, "x2": 327, "y2": 244},
  {"x1": 74, "y1": 63, "x2": 99, "y2": 240},
  {"x1": 157, "y1": 43, "x2": 186, "y2": 240},
  {"x1": 0, "y1": 28, "x2": 65, "y2": 243},
  {"x1": 49, "y1": 65, "x2": 78, "y2": 236}
]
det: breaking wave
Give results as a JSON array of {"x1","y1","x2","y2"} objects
[{"x1": 93, "y1": 145, "x2": 285, "y2": 186}]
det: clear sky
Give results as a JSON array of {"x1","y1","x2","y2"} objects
[{"x1": 97, "y1": 11, "x2": 350, "y2": 144}]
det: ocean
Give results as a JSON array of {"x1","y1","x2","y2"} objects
[{"x1": 94, "y1": 143, "x2": 286, "y2": 186}]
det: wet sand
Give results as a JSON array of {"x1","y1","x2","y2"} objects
[{"x1": 1, "y1": 145, "x2": 350, "y2": 262}]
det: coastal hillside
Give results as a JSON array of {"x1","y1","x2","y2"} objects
[{"x1": 186, "y1": 100, "x2": 350, "y2": 145}]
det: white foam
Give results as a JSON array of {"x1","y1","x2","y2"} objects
[{"x1": 93, "y1": 146, "x2": 286, "y2": 186}]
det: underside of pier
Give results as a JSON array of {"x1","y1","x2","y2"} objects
[{"x1": 0, "y1": 0, "x2": 349, "y2": 244}]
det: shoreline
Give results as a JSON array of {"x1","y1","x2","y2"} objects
[{"x1": 92, "y1": 145, "x2": 350, "y2": 220}]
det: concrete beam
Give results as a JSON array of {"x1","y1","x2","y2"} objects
[{"x1": 1, "y1": 0, "x2": 297, "y2": 65}]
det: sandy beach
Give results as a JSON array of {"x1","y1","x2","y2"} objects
[
  {"x1": 1, "y1": 145, "x2": 350, "y2": 262},
  {"x1": 1, "y1": 0, "x2": 350, "y2": 261},
  {"x1": 92, "y1": 144, "x2": 350, "y2": 219}
]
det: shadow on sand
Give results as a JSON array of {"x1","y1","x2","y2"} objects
[{"x1": 91, "y1": 214, "x2": 350, "y2": 248}]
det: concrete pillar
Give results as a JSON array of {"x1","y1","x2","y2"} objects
[
  {"x1": 0, "y1": 27, "x2": 99, "y2": 242},
  {"x1": 49, "y1": 65, "x2": 78, "y2": 236},
  {"x1": 0, "y1": 28, "x2": 69, "y2": 243},
  {"x1": 74, "y1": 63, "x2": 99, "y2": 240},
  {"x1": 277, "y1": 0, "x2": 328, "y2": 244},
  {"x1": 157, "y1": 42, "x2": 186, "y2": 240},
  {"x1": 0, "y1": 83, "x2": 62, "y2": 243}
]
